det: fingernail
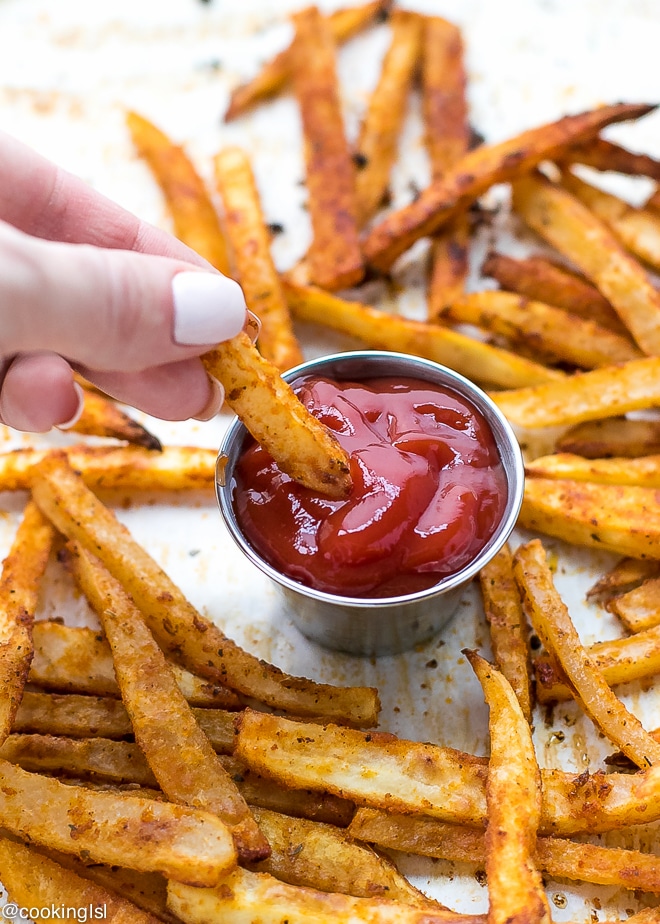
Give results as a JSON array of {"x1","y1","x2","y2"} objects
[
  {"x1": 244, "y1": 310, "x2": 261, "y2": 345},
  {"x1": 172, "y1": 272, "x2": 247, "y2": 346},
  {"x1": 57, "y1": 383, "x2": 85, "y2": 430},
  {"x1": 193, "y1": 377, "x2": 225, "y2": 421}
]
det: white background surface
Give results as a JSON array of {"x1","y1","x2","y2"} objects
[{"x1": 1, "y1": 0, "x2": 660, "y2": 919}]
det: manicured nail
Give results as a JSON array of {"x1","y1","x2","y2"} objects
[
  {"x1": 244, "y1": 310, "x2": 261, "y2": 345},
  {"x1": 57, "y1": 382, "x2": 85, "y2": 430},
  {"x1": 172, "y1": 272, "x2": 247, "y2": 346},
  {"x1": 193, "y1": 377, "x2": 225, "y2": 421}
]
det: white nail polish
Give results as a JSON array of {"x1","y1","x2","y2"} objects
[
  {"x1": 193, "y1": 378, "x2": 225, "y2": 421},
  {"x1": 57, "y1": 382, "x2": 85, "y2": 430},
  {"x1": 172, "y1": 272, "x2": 247, "y2": 346}
]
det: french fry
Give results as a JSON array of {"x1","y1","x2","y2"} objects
[
  {"x1": 526, "y1": 451, "x2": 660, "y2": 487},
  {"x1": 493, "y1": 357, "x2": 660, "y2": 428},
  {"x1": 478, "y1": 545, "x2": 533, "y2": 724},
  {"x1": 0, "y1": 836, "x2": 162, "y2": 924},
  {"x1": 466, "y1": 650, "x2": 550, "y2": 924},
  {"x1": 349, "y1": 808, "x2": 660, "y2": 893},
  {"x1": 29, "y1": 622, "x2": 241, "y2": 709},
  {"x1": 69, "y1": 541, "x2": 269, "y2": 862},
  {"x1": 0, "y1": 444, "x2": 216, "y2": 492},
  {"x1": 0, "y1": 758, "x2": 237, "y2": 884},
  {"x1": 607, "y1": 577, "x2": 660, "y2": 633},
  {"x1": 481, "y1": 251, "x2": 629, "y2": 336},
  {"x1": 512, "y1": 172, "x2": 660, "y2": 355},
  {"x1": 441, "y1": 291, "x2": 641, "y2": 369},
  {"x1": 167, "y1": 867, "x2": 486, "y2": 924},
  {"x1": 556, "y1": 417, "x2": 660, "y2": 459},
  {"x1": 353, "y1": 10, "x2": 423, "y2": 226},
  {"x1": 362, "y1": 102, "x2": 656, "y2": 273},
  {"x1": 519, "y1": 478, "x2": 660, "y2": 559},
  {"x1": 126, "y1": 110, "x2": 230, "y2": 274},
  {"x1": 224, "y1": 1, "x2": 392, "y2": 121},
  {"x1": 562, "y1": 169, "x2": 660, "y2": 272},
  {"x1": 213, "y1": 146, "x2": 303, "y2": 371},
  {"x1": 647, "y1": 185, "x2": 660, "y2": 215},
  {"x1": 290, "y1": 6, "x2": 363, "y2": 290},
  {"x1": 513, "y1": 538, "x2": 660, "y2": 768},
  {"x1": 284, "y1": 280, "x2": 562, "y2": 388},
  {"x1": 586, "y1": 557, "x2": 660, "y2": 600},
  {"x1": 70, "y1": 390, "x2": 162, "y2": 451},
  {"x1": 561, "y1": 136, "x2": 660, "y2": 178},
  {"x1": 203, "y1": 333, "x2": 352, "y2": 498},
  {"x1": 0, "y1": 501, "x2": 55, "y2": 745},
  {"x1": 31, "y1": 456, "x2": 377, "y2": 725}
]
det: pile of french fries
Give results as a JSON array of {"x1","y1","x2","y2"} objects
[{"x1": 4, "y1": 1, "x2": 660, "y2": 922}]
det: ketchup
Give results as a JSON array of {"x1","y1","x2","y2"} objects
[{"x1": 233, "y1": 375, "x2": 507, "y2": 598}]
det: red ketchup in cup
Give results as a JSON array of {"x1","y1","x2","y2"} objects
[{"x1": 233, "y1": 375, "x2": 507, "y2": 599}]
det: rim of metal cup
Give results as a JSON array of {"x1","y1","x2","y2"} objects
[{"x1": 216, "y1": 350, "x2": 524, "y2": 610}]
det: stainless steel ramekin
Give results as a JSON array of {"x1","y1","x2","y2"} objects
[{"x1": 216, "y1": 351, "x2": 524, "y2": 657}]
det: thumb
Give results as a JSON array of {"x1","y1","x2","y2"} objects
[{"x1": 1, "y1": 220, "x2": 246, "y2": 372}]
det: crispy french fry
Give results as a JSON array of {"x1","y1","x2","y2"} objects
[
  {"x1": 0, "y1": 758, "x2": 236, "y2": 884},
  {"x1": 248, "y1": 807, "x2": 444, "y2": 909},
  {"x1": 213, "y1": 146, "x2": 303, "y2": 371},
  {"x1": 353, "y1": 10, "x2": 423, "y2": 226},
  {"x1": 362, "y1": 102, "x2": 656, "y2": 273},
  {"x1": 290, "y1": 6, "x2": 363, "y2": 290},
  {"x1": 284, "y1": 280, "x2": 562, "y2": 388},
  {"x1": 561, "y1": 136, "x2": 660, "y2": 178},
  {"x1": 647, "y1": 185, "x2": 660, "y2": 215},
  {"x1": 31, "y1": 456, "x2": 376, "y2": 725},
  {"x1": 586, "y1": 557, "x2": 660, "y2": 600},
  {"x1": 557, "y1": 417, "x2": 660, "y2": 459},
  {"x1": 562, "y1": 169, "x2": 660, "y2": 272},
  {"x1": 513, "y1": 538, "x2": 660, "y2": 768},
  {"x1": 519, "y1": 478, "x2": 660, "y2": 559},
  {"x1": 349, "y1": 808, "x2": 660, "y2": 893},
  {"x1": 493, "y1": 357, "x2": 660, "y2": 428},
  {"x1": 478, "y1": 545, "x2": 533, "y2": 723},
  {"x1": 441, "y1": 291, "x2": 641, "y2": 369},
  {"x1": 224, "y1": 1, "x2": 392, "y2": 121},
  {"x1": 167, "y1": 867, "x2": 485, "y2": 924},
  {"x1": 0, "y1": 501, "x2": 55, "y2": 744},
  {"x1": 467, "y1": 651, "x2": 549, "y2": 924},
  {"x1": 0, "y1": 444, "x2": 216, "y2": 492},
  {"x1": 70, "y1": 390, "x2": 162, "y2": 450},
  {"x1": 126, "y1": 110, "x2": 229, "y2": 274},
  {"x1": 607, "y1": 576, "x2": 660, "y2": 633},
  {"x1": 69, "y1": 542, "x2": 269, "y2": 862},
  {"x1": 29, "y1": 622, "x2": 241, "y2": 709},
  {"x1": 203, "y1": 333, "x2": 352, "y2": 497},
  {"x1": 481, "y1": 251, "x2": 628, "y2": 336},
  {"x1": 512, "y1": 172, "x2": 660, "y2": 355},
  {"x1": 0, "y1": 836, "x2": 162, "y2": 924},
  {"x1": 526, "y1": 451, "x2": 660, "y2": 487}
]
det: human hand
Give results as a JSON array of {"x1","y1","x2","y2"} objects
[{"x1": 0, "y1": 131, "x2": 247, "y2": 432}]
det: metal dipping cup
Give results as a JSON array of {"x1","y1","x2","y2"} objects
[{"x1": 216, "y1": 351, "x2": 524, "y2": 657}]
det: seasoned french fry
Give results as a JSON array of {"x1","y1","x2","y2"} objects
[
  {"x1": 647, "y1": 184, "x2": 660, "y2": 215},
  {"x1": 70, "y1": 390, "x2": 162, "y2": 450},
  {"x1": 353, "y1": 10, "x2": 423, "y2": 226},
  {"x1": 290, "y1": 6, "x2": 363, "y2": 290},
  {"x1": 0, "y1": 444, "x2": 216, "y2": 492},
  {"x1": 126, "y1": 110, "x2": 229, "y2": 274},
  {"x1": 213, "y1": 146, "x2": 303, "y2": 371},
  {"x1": 203, "y1": 333, "x2": 352, "y2": 498},
  {"x1": 513, "y1": 538, "x2": 660, "y2": 768},
  {"x1": 224, "y1": 1, "x2": 392, "y2": 121},
  {"x1": 607, "y1": 576, "x2": 660, "y2": 633},
  {"x1": 526, "y1": 451, "x2": 660, "y2": 487},
  {"x1": 562, "y1": 169, "x2": 660, "y2": 272},
  {"x1": 512, "y1": 172, "x2": 660, "y2": 355},
  {"x1": 0, "y1": 758, "x2": 236, "y2": 884},
  {"x1": 349, "y1": 808, "x2": 660, "y2": 893},
  {"x1": 481, "y1": 251, "x2": 628, "y2": 336},
  {"x1": 29, "y1": 621, "x2": 241, "y2": 709},
  {"x1": 493, "y1": 357, "x2": 660, "y2": 428},
  {"x1": 467, "y1": 650, "x2": 550, "y2": 924},
  {"x1": 0, "y1": 836, "x2": 162, "y2": 924},
  {"x1": 30, "y1": 456, "x2": 377, "y2": 725},
  {"x1": 167, "y1": 868, "x2": 485, "y2": 924},
  {"x1": 557, "y1": 417, "x2": 660, "y2": 459},
  {"x1": 362, "y1": 102, "x2": 656, "y2": 273},
  {"x1": 441, "y1": 291, "x2": 641, "y2": 369},
  {"x1": 0, "y1": 501, "x2": 55, "y2": 744},
  {"x1": 284, "y1": 280, "x2": 562, "y2": 388},
  {"x1": 69, "y1": 541, "x2": 269, "y2": 862},
  {"x1": 586, "y1": 557, "x2": 660, "y2": 600},
  {"x1": 519, "y1": 478, "x2": 660, "y2": 559},
  {"x1": 478, "y1": 545, "x2": 533, "y2": 724},
  {"x1": 561, "y1": 136, "x2": 660, "y2": 178}
]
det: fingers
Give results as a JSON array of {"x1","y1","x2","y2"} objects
[{"x1": 0, "y1": 353, "x2": 83, "y2": 432}]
